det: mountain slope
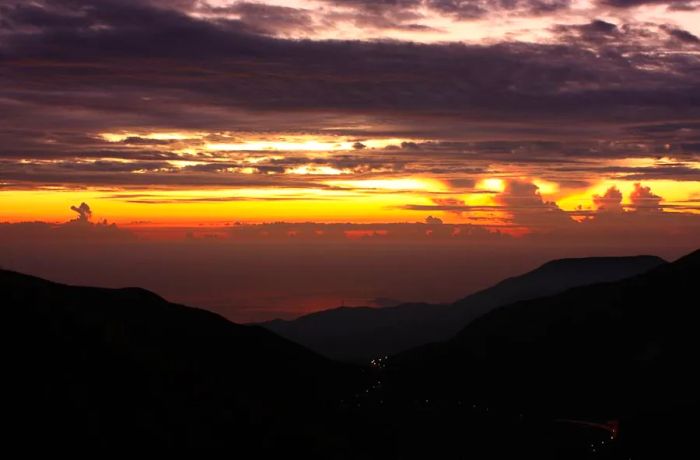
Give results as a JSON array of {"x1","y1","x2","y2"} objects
[
  {"x1": 5, "y1": 251, "x2": 696, "y2": 458},
  {"x1": 384, "y1": 250, "x2": 700, "y2": 448},
  {"x1": 4, "y1": 269, "x2": 357, "y2": 453},
  {"x1": 352, "y1": 249, "x2": 700, "y2": 458},
  {"x1": 261, "y1": 255, "x2": 666, "y2": 362}
]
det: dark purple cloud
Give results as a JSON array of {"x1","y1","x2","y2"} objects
[
  {"x1": 70, "y1": 202, "x2": 92, "y2": 221},
  {"x1": 0, "y1": 0, "x2": 697, "y2": 190},
  {"x1": 426, "y1": 0, "x2": 572, "y2": 19},
  {"x1": 202, "y1": 2, "x2": 315, "y2": 36},
  {"x1": 602, "y1": 0, "x2": 697, "y2": 9},
  {"x1": 324, "y1": 0, "x2": 573, "y2": 20},
  {"x1": 2, "y1": 0, "x2": 697, "y2": 122},
  {"x1": 0, "y1": 216, "x2": 135, "y2": 242},
  {"x1": 664, "y1": 26, "x2": 700, "y2": 43}
]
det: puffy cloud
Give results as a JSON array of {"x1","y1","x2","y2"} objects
[
  {"x1": 494, "y1": 180, "x2": 574, "y2": 230},
  {"x1": 592, "y1": 183, "x2": 664, "y2": 214},
  {"x1": 629, "y1": 183, "x2": 663, "y2": 212},
  {"x1": 593, "y1": 186, "x2": 624, "y2": 213}
]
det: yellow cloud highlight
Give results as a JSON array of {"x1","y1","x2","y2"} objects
[
  {"x1": 476, "y1": 178, "x2": 506, "y2": 193},
  {"x1": 99, "y1": 130, "x2": 427, "y2": 156},
  {"x1": 0, "y1": 183, "x2": 446, "y2": 227},
  {"x1": 326, "y1": 178, "x2": 447, "y2": 192},
  {"x1": 286, "y1": 166, "x2": 347, "y2": 175},
  {"x1": 532, "y1": 179, "x2": 560, "y2": 195},
  {"x1": 207, "y1": 140, "x2": 350, "y2": 152},
  {"x1": 557, "y1": 179, "x2": 700, "y2": 213},
  {"x1": 205, "y1": 137, "x2": 422, "y2": 152}
]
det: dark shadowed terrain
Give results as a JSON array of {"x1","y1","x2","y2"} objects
[
  {"x1": 6, "y1": 250, "x2": 699, "y2": 458},
  {"x1": 261, "y1": 255, "x2": 666, "y2": 362},
  {"x1": 4, "y1": 269, "x2": 360, "y2": 453},
  {"x1": 380, "y1": 249, "x2": 700, "y2": 458}
]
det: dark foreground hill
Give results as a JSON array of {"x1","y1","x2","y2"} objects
[
  {"x1": 5, "y1": 250, "x2": 697, "y2": 458},
  {"x1": 261, "y1": 255, "x2": 665, "y2": 362},
  {"x1": 4, "y1": 269, "x2": 360, "y2": 453},
  {"x1": 378, "y1": 249, "x2": 700, "y2": 458}
]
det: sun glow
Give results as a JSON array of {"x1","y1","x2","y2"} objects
[
  {"x1": 557, "y1": 179, "x2": 700, "y2": 213},
  {"x1": 477, "y1": 178, "x2": 506, "y2": 193},
  {"x1": 326, "y1": 178, "x2": 447, "y2": 192},
  {"x1": 532, "y1": 179, "x2": 560, "y2": 195}
]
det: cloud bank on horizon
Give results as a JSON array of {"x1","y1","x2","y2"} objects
[{"x1": 1, "y1": 0, "x2": 699, "y2": 242}]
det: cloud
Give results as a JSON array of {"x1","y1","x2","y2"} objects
[
  {"x1": 494, "y1": 180, "x2": 574, "y2": 230},
  {"x1": 664, "y1": 26, "x2": 700, "y2": 43},
  {"x1": 0, "y1": 0, "x2": 698, "y2": 198},
  {"x1": 204, "y1": 2, "x2": 315, "y2": 36},
  {"x1": 318, "y1": 0, "x2": 431, "y2": 31},
  {"x1": 592, "y1": 183, "x2": 665, "y2": 214},
  {"x1": 0, "y1": 0, "x2": 697, "y2": 240},
  {"x1": 323, "y1": 0, "x2": 576, "y2": 21},
  {"x1": 0, "y1": 219, "x2": 135, "y2": 242},
  {"x1": 427, "y1": 0, "x2": 572, "y2": 19},
  {"x1": 430, "y1": 198, "x2": 468, "y2": 215},
  {"x1": 227, "y1": 221, "x2": 505, "y2": 241},
  {"x1": 2, "y1": 1, "x2": 699, "y2": 130},
  {"x1": 425, "y1": 215, "x2": 444, "y2": 224},
  {"x1": 601, "y1": 0, "x2": 697, "y2": 9},
  {"x1": 629, "y1": 182, "x2": 663, "y2": 212},
  {"x1": 593, "y1": 186, "x2": 624, "y2": 213},
  {"x1": 70, "y1": 202, "x2": 92, "y2": 222}
]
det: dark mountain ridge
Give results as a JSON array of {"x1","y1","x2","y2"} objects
[
  {"x1": 261, "y1": 255, "x2": 666, "y2": 362},
  {"x1": 4, "y1": 269, "x2": 358, "y2": 453},
  {"x1": 378, "y1": 250, "x2": 700, "y2": 458},
  {"x1": 5, "y1": 250, "x2": 697, "y2": 457}
]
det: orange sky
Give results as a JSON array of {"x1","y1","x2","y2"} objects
[{"x1": 2, "y1": 136, "x2": 698, "y2": 233}]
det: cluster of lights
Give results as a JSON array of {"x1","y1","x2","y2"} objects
[{"x1": 369, "y1": 355, "x2": 389, "y2": 369}]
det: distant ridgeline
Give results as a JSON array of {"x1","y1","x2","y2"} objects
[{"x1": 260, "y1": 255, "x2": 666, "y2": 362}]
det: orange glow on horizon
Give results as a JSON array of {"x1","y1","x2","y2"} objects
[{"x1": 2, "y1": 173, "x2": 699, "y2": 233}]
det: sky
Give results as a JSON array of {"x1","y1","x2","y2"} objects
[{"x1": 1, "y1": 0, "x2": 699, "y2": 321}]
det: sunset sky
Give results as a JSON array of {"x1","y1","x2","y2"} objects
[{"x1": 1, "y1": 0, "x2": 699, "y2": 320}]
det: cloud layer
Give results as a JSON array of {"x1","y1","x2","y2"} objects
[{"x1": 0, "y1": 0, "x2": 698, "y2": 242}]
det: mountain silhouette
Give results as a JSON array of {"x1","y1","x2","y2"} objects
[
  {"x1": 261, "y1": 255, "x2": 666, "y2": 362},
  {"x1": 4, "y1": 269, "x2": 359, "y2": 453},
  {"x1": 381, "y1": 249, "x2": 700, "y2": 458},
  {"x1": 6, "y1": 251, "x2": 697, "y2": 457}
]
